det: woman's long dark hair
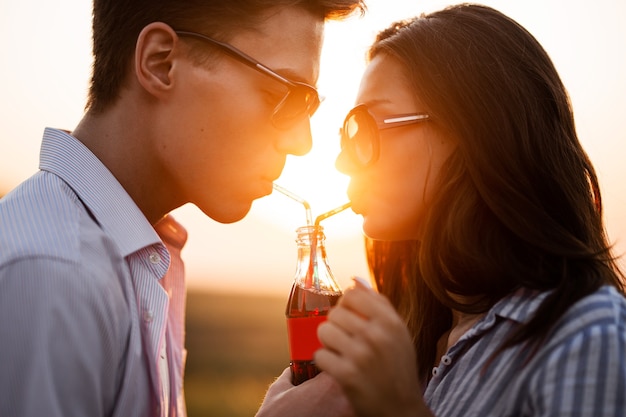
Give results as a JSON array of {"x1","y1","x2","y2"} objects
[{"x1": 366, "y1": 4, "x2": 625, "y2": 380}]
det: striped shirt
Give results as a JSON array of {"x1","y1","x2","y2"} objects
[
  {"x1": 425, "y1": 285, "x2": 626, "y2": 416},
  {"x1": 0, "y1": 128, "x2": 188, "y2": 417}
]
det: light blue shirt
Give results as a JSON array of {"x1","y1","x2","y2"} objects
[
  {"x1": 425, "y1": 285, "x2": 626, "y2": 416},
  {"x1": 0, "y1": 128, "x2": 186, "y2": 416}
]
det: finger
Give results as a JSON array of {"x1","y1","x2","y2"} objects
[
  {"x1": 317, "y1": 319, "x2": 354, "y2": 354},
  {"x1": 352, "y1": 276, "x2": 374, "y2": 290},
  {"x1": 327, "y1": 303, "x2": 369, "y2": 336},
  {"x1": 264, "y1": 367, "x2": 293, "y2": 395},
  {"x1": 304, "y1": 357, "x2": 359, "y2": 417},
  {"x1": 315, "y1": 344, "x2": 374, "y2": 399},
  {"x1": 318, "y1": 319, "x2": 379, "y2": 374},
  {"x1": 275, "y1": 367, "x2": 292, "y2": 384},
  {"x1": 328, "y1": 291, "x2": 405, "y2": 352},
  {"x1": 338, "y1": 285, "x2": 394, "y2": 320},
  {"x1": 314, "y1": 345, "x2": 355, "y2": 380}
]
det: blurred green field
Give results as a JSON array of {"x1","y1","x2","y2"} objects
[{"x1": 184, "y1": 290, "x2": 289, "y2": 417}]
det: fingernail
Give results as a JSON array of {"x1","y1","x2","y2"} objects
[{"x1": 352, "y1": 276, "x2": 373, "y2": 289}]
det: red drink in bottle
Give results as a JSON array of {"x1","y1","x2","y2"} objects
[{"x1": 286, "y1": 225, "x2": 342, "y2": 385}]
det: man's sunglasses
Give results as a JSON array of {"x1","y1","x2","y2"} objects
[
  {"x1": 176, "y1": 30, "x2": 320, "y2": 129},
  {"x1": 340, "y1": 104, "x2": 430, "y2": 168}
]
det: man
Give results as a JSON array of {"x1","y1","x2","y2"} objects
[{"x1": 0, "y1": 1, "x2": 365, "y2": 416}]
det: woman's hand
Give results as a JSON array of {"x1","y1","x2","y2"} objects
[
  {"x1": 315, "y1": 279, "x2": 432, "y2": 417},
  {"x1": 255, "y1": 367, "x2": 356, "y2": 417}
]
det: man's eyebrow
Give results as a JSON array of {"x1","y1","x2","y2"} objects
[{"x1": 272, "y1": 67, "x2": 317, "y2": 87}]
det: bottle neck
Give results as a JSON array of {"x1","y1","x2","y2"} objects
[{"x1": 293, "y1": 225, "x2": 339, "y2": 293}]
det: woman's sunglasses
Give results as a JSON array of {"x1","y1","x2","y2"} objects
[{"x1": 340, "y1": 104, "x2": 430, "y2": 168}]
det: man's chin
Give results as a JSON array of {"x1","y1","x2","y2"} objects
[{"x1": 201, "y1": 203, "x2": 253, "y2": 224}]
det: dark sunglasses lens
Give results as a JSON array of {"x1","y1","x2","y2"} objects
[
  {"x1": 272, "y1": 85, "x2": 320, "y2": 128},
  {"x1": 344, "y1": 109, "x2": 376, "y2": 166}
]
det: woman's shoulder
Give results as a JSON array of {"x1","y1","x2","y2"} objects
[
  {"x1": 548, "y1": 285, "x2": 626, "y2": 344},
  {"x1": 567, "y1": 285, "x2": 626, "y2": 322},
  {"x1": 519, "y1": 286, "x2": 626, "y2": 413}
]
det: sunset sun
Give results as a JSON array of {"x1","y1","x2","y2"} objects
[
  {"x1": 252, "y1": 19, "x2": 373, "y2": 233},
  {"x1": 257, "y1": 111, "x2": 357, "y2": 234}
]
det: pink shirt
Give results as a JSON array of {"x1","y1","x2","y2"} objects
[{"x1": 155, "y1": 215, "x2": 188, "y2": 416}]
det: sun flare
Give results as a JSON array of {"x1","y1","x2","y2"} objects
[
  {"x1": 253, "y1": 20, "x2": 371, "y2": 234},
  {"x1": 257, "y1": 110, "x2": 357, "y2": 233}
]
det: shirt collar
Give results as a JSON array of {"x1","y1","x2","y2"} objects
[
  {"x1": 154, "y1": 215, "x2": 188, "y2": 250},
  {"x1": 471, "y1": 287, "x2": 550, "y2": 338},
  {"x1": 39, "y1": 127, "x2": 162, "y2": 257},
  {"x1": 491, "y1": 287, "x2": 549, "y2": 324}
]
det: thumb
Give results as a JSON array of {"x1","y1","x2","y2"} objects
[{"x1": 265, "y1": 367, "x2": 293, "y2": 395}]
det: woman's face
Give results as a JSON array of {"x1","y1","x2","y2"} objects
[{"x1": 336, "y1": 54, "x2": 456, "y2": 240}]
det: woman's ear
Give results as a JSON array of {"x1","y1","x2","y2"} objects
[{"x1": 134, "y1": 22, "x2": 178, "y2": 97}]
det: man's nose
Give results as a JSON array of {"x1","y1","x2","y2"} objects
[{"x1": 277, "y1": 117, "x2": 313, "y2": 156}]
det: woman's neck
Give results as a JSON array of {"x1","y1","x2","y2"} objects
[{"x1": 435, "y1": 310, "x2": 485, "y2": 362}]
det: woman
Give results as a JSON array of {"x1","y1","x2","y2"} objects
[{"x1": 257, "y1": 4, "x2": 626, "y2": 417}]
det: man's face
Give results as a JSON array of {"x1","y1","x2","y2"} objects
[{"x1": 154, "y1": 6, "x2": 323, "y2": 223}]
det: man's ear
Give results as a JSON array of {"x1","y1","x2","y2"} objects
[{"x1": 135, "y1": 22, "x2": 179, "y2": 97}]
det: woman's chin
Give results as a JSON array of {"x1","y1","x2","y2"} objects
[{"x1": 362, "y1": 215, "x2": 420, "y2": 241}]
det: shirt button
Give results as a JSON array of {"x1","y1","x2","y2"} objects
[
  {"x1": 432, "y1": 367, "x2": 439, "y2": 377},
  {"x1": 149, "y1": 252, "x2": 161, "y2": 264},
  {"x1": 143, "y1": 310, "x2": 154, "y2": 323},
  {"x1": 442, "y1": 355, "x2": 452, "y2": 365}
]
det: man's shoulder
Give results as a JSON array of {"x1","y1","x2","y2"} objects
[{"x1": 0, "y1": 172, "x2": 104, "y2": 265}]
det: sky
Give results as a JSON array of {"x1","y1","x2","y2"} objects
[{"x1": 1, "y1": 0, "x2": 625, "y2": 296}]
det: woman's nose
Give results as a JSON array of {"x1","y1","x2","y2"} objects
[{"x1": 335, "y1": 147, "x2": 356, "y2": 174}]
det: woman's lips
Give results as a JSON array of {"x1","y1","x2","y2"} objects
[{"x1": 346, "y1": 183, "x2": 365, "y2": 214}]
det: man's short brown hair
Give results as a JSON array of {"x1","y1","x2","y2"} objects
[{"x1": 86, "y1": 0, "x2": 366, "y2": 113}]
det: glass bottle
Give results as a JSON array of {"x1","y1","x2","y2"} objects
[{"x1": 286, "y1": 225, "x2": 342, "y2": 385}]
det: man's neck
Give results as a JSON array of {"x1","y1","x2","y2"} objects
[{"x1": 72, "y1": 107, "x2": 181, "y2": 225}]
